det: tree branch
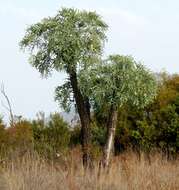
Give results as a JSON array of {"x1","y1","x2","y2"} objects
[{"x1": 1, "y1": 83, "x2": 14, "y2": 126}]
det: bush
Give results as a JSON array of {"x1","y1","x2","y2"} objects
[
  {"x1": 7, "y1": 120, "x2": 33, "y2": 149},
  {"x1": 32, "y1": 112, "x2": 70, "y2": 158}
]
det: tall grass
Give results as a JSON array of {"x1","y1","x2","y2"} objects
[{"x1": 1, "y1": 151, "x2": 179, "y2": 190}]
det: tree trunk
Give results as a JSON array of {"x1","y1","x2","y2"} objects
[
  {"x1": 69, "y1": 71, "x2": 92, "y2": 169},
  {"x1": 102, "y1": 104, "x2": 118, "y2": 168}
]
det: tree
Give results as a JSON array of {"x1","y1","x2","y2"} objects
[
  {"x1": 20, "y1": 8, "x2": 108, "y2": 168},
  {"x1": 137, "y1": 73, "x2": 179, "y2": 157},
  {"x1": 79, "y1": 55, "x2": 157, "y2": 167}
]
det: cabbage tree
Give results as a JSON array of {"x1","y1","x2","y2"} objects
[
  {"x1": 79, "y1": 55, "x2": 157, "y2": 167},
  {"x1": 20, "y1": 8, "x2": 108, "y2": 168}
]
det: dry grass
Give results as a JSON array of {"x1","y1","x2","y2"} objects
[{"x1": 0, "y1": 151, "x2": 179, "y2": 190}]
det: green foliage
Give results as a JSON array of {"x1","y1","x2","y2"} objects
[
  {"x1": 32, "y1": 113, "x2": 70, "y2": 158},
  {"x1": 7, "y1": 120, "x2": 33, "y2": 148},
  {"x1": 70, "y1": 125, "x2": 81, "y2": 147},
  {"x1": 20, "y1": 8, "x2": 108, "y2": 113},
  {"x1": 114, "y1": 74, "x2": 179, "y2": 156},
  {"x1": 91, "y1": 122, "x2": 106, "y2": 146},
  {"x1": 69, "y1": 121, "x2": 106, "y2": 147},
  {"x1": 20, "y1": 8, "x2": 107, "y2": 75},
  {"x1": 55, "y1": 81, "x2": 73, "y2": 112},
  {"x1": 79, "y1": 55, "x2": 157, "y2": 110},
  {"x1": 69, "y1": 122, "x2": 105, "y2": 159}
]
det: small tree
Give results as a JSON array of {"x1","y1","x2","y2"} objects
[
  {"x1": 80, "y1": 55, "x2": 157, "y2": 167},
  {"x1": 20, "y1": 8, "x2": 108, "y2": 168}
]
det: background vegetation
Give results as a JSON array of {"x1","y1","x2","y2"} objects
[{"x1": 0, "y1": 72, "x2": 178, "y2": 161}]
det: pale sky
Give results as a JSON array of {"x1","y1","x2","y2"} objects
[{"x1": 0, "y1": 0, "x2": 179, "y2": 122}]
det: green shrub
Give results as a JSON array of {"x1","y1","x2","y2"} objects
[{"x1": 32, "y1": 113, "x2": 70, "y2": 158}]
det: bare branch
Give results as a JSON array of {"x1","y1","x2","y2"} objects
[{"x1": 1, "y1": 83, "x2": 14, "y2": 126}]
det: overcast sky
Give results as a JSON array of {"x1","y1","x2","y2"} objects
[{"x1": 0, "y1": 0, "x2": 179, "y2": 122}]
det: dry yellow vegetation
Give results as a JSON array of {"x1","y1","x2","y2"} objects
[{"x1": 0, "y1": 151, "x2": 179, "y2": 190}]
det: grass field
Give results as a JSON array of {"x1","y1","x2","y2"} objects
[{"x1": 0, "y1": 151, "x2": 178, "y2": 190}]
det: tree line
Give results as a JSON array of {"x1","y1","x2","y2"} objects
[{"x1": 0, "y1": 72, "x2": 178, "y2": 164}]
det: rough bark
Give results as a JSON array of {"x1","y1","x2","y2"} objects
[
  {"x1": 69, "y1": 71, "x2": 92, "y2": 169},
  {"x1": 102, "y1": 104, "x2": 118, "y2": 168}
]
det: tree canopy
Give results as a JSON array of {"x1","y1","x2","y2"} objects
[
  {"x1": 20, "y1": 8, "x2": 108, "y2": 77},
  {"x1": 79, "y1": 55, "x2": 157, "y2": 110}
]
